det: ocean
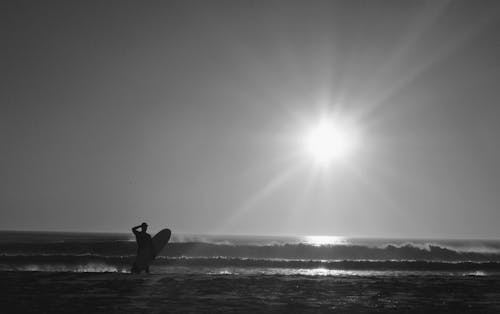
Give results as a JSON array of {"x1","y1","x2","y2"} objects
[
  {"x1": 1, "y1": 230, "x2": 500, "y2": 276},
  {"x1": 2, "y1": 231, "x2": 500, "y2": 313}
]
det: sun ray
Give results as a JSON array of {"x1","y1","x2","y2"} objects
[
  {"x1": 219, "y1": 163, "x2": 303, "y2": 232},
  {"x1": 354, "y1": 8, "x2": 495, "y2": 124}
]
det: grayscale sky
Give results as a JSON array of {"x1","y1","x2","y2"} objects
[{"x1": 2, "y1": 0, "x2": 500, "y2": 238}]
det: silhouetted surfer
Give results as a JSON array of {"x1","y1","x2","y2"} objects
[{"x1": 131, "y1": 222, "x2": 154, "y2": 273}]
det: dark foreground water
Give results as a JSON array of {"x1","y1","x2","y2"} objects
[
  {"x1": 1, "y1": 272, "x2": 499, "y2": 313},
  {"x1": 1, "y1": 231, "x2": 500, "y2": 312}
]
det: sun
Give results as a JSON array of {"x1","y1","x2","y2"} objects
[{"x1": 303, "y1": 117, "x2": 360, "y2": 165}]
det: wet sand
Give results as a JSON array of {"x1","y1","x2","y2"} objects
[{"x1": 1, "y1": 271, "x2": 500, "y2": 313}]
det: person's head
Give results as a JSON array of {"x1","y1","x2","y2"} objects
[{"x1": 141, "y1": 222, "x2": 148, "y2": 232}]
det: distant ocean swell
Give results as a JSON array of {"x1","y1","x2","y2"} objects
[{"x1": 2, "y1": 242, "x2": 500, "y2": 262}]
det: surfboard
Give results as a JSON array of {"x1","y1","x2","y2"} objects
[
  {"x1": 131, "y1": 228, "x2": 171, "y2": 273},
  {"x1": 152, "y1": 228, "x2": 171, "y2": 256}
]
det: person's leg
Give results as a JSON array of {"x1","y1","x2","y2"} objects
[{"x1": 145, "y1": 266, "x2": 150, "y2": 273}]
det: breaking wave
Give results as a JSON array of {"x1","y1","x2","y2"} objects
[
  {"x1": 1, "y1": 255, "x2": 500, "y2": 274},
  {"x1": 2, "y1": 241, "x2": 500, "y2": 262},
  {"x1": 1, "y1": 232, "x2": 500, "y2": 274}
]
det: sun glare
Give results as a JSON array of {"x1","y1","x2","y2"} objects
[
  {"x1": 303, "y1": 117, "x2": 360, "y2": 165},
  {"x1": 304, "y1": 235, "x2": 347, "y2": 246}
]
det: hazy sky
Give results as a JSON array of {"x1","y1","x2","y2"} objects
[{"x1": 2, "y1": 0, "x2": 500, "y2": 238}]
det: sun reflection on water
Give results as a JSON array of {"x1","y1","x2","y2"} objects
[{"x1": 303, "y1": 235, "x2": 348, "y2": 246}]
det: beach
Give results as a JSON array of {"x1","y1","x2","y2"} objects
[{"x1": 2, "y1": 271, "x2": 500, "y2": 313}]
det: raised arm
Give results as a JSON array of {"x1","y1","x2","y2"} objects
[{"x1": 132, "y1": 225, "x2": 142, "y2": 234}]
